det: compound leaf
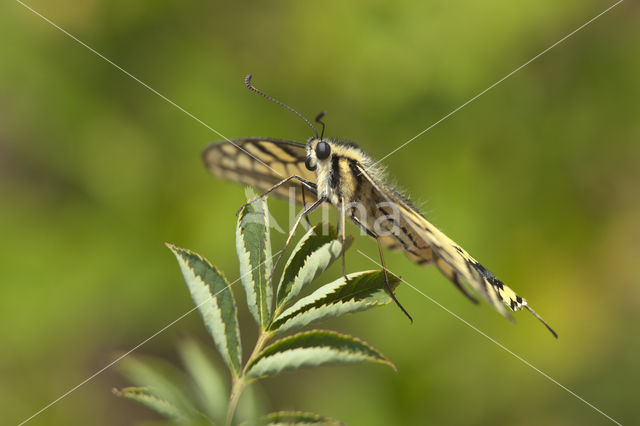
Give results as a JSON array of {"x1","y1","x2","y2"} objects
[
  {"x1": 167, "y1": 243, "x2": 242, "y2": 376},
  {"x1": 270, "y1": 270, "x2": 400, "y2": 333},
  {"x1": 246, "y1": 330, "x2": 395, "y2": 379}
]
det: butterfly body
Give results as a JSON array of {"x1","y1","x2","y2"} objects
[{"x1": 203, "y1": 136, "x2": 557, "y2": 337}]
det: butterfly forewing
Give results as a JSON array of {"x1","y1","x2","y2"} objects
[
  {"x1": 202, "y1": 138, "x2": 317, "y2": 204},
  {"x1": 353, "y1": 163, "x2": 514, "y2": 317}
]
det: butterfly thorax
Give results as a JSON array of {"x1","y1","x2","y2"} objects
[{"x1": 305, "y1": 137, "x2": 375, "y2": 206}]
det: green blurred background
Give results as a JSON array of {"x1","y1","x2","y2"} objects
[{"x1": 2, "y1": 0, "x2": 638, "y2": 424}]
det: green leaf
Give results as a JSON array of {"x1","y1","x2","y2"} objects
[
  {"x1": 236, "y1": 189, "x2": 273, "y2": 330},
  {"x1": 178, "y1": 339, "x2": 228, "y2": 424},
  {"x1": 245, "y1": 330, "x2": 395, "y2": 379},
  {"x1": 276, "y1": 224, "x2": 352, "y2": 311},
  {"x1": 113, "y1": 387, "x2": 192, "y2": 423},
  {"x1": 118, "y1": 356, "x2": 199, "y2": 420},
  {"x1": 270, "y1": 270, "x2": 400, "y2": 333},
  {"x1": 260, "y1": 411, "x2": 342, "y2": 425},
  {"x1": 167, "y1": 243, "x2": 242, "y2": 376}
]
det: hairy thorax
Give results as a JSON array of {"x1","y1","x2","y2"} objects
[{"x1": 306, "y1": 137, "x2": 369, "y2": 206}]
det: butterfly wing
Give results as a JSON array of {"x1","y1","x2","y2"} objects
[
  {"x1": 202, "y1": 138, "x2": 317, "y2": 203},
  {"x1": 354, "y1": 162, "x2": 530, "y2": 319}
]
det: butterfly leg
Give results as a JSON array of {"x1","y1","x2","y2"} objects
[
  {"x1": 376, "y1": 237, "x2": 413, "y2": 323},
  {"x1": 350, "y1": 216, "x2": 413, "y2": 323},
  {"x1": 235, "y1": 175, "x2": 317, "y2": 216},
  {"x1": 301, "y1": 185, "x2": 314, "y2": 230},
  {"x1": 269, "y1": 197, "x2": 326, "y2": 279},
  {"x1": 339, "y1": 198, "x2": 349, "y2": 283}
]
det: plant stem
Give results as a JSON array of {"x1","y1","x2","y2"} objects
[
  {"x1": 225, "y1": 377, "x2": 245, "y2": 426},
  {"x1": 246, "y1": 331, "x2": 271, "y2": 370},
  {"x1": 225, "y1": 331, "x2": 272, "y2": 426}
]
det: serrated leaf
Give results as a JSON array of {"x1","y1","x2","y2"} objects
[
  {"x1": 261, "y1": 411, "x2": 342, "y2": 425},
  {"x1": 113, "y1": 387, "x2": 192, "y2": 422},
  {"x1": 276, "y1": 224, "x2": 352, "y2": 311},
  {"x1": 237, "y1": 190, "x2": 273, "y2": 330},
  {"x1": 270, "y1": 270, "x2": 400, "y2": 334},
  {"x1": 118, "y1": 356, "x2": 199, "y2": 420},
  {"x1": 245, "y1": 330, "x2": 395, "y2": 379},
  {"x1": 178, "y1": 339, "x2": 228, "y2": 424},
  {"x1": 167, "y1": 243, "x2": 242, "y2": 376}
]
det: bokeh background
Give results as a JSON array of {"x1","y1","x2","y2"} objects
[{"x1": 2, "y1": 1, "x2": 638, "y2": 425}]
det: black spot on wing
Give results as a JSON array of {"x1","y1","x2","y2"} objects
[{"x1": 470, "y1": 260, "x2": 505, "y2": 300}]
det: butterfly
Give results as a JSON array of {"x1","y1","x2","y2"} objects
[{"x1": 202, "y1": 75, "x2": 557, "y2": 337}]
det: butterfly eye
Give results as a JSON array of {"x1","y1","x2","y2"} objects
[
  {"x1": 305, "y1": 156, "x2": 317, "y2": 171},
  {"x1": 315, "y1": 141, "x2": 331, "y2": 160}
]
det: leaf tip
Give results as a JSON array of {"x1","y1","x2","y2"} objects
[
  {"x1": 386, "y1": 358, "x2": 398, "y2": 372},
  {"x1": 165, "y1": 243, "x2": 194, "y2": 260},
  {"x1": 165, "y1": 242, "x2": 179, "y2": 254}
]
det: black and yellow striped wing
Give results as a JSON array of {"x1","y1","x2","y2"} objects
[
  {"x1": 202, "y1": 138, "x2": 317, "y2": 204},
  {"x1": 354, "y1": 163, "x2": 557, "y2": 336}
]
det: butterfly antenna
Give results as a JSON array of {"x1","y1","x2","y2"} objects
[
  {"x1": 524, "y1": 305, "x2": 558, "y2": 338},
  {"x1": 315, "y1": 111, "x2": 326, "y2": 140},
  {"x1": 245, "y1": 74, "x2": 318, "y2": 138}
]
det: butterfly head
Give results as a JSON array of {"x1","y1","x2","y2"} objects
[{"x1": 304, "y1": 137, "x2": 332, "y2": 172}]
